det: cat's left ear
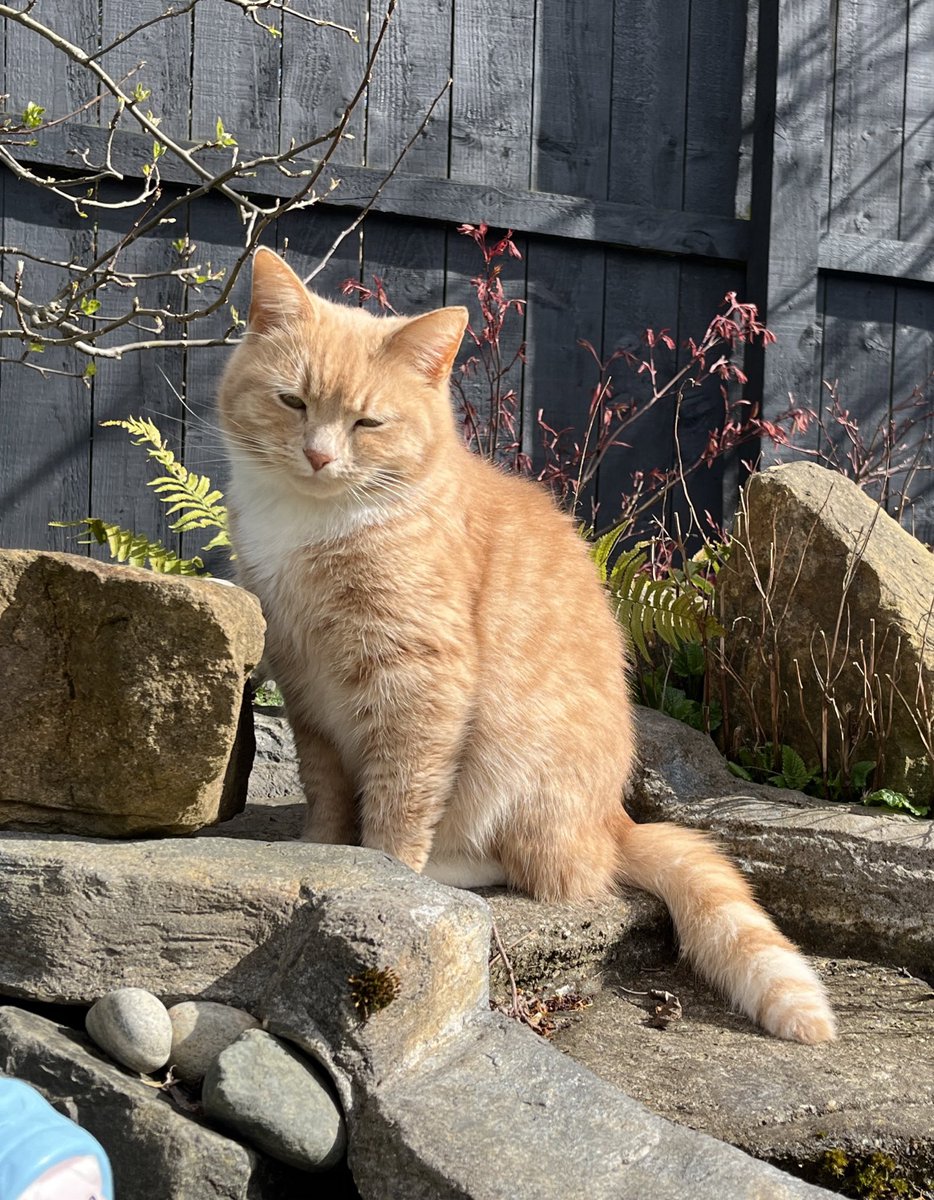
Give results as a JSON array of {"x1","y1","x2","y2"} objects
[
  {"x1": 388, "y1": 307, "x2": 468, "y2": 382},
  {"x1": 248, "y1": 247, "x2": 315, "y2": 333}
]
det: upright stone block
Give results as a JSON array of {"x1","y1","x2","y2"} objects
[{"x1": 0, "y1": 550, "x2": 264, "y2": 835}]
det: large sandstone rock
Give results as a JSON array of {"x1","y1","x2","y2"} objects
[
  {"x1": 718, "y1": 463, "x2": 934, "y2": 803},
  {"x1": 0, "y1": 550, "x2": 264, "y2": 834}
]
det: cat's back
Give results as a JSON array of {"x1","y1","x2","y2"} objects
[{"x1": 444, "y1": 452, "x2": 628, "y2": 715}]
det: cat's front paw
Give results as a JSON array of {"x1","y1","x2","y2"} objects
[{"x1": 360, "y1": 830, "x2": 429, "y2": 874}]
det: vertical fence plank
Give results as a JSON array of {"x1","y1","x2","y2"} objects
[
  {"x1": 360, "y1": 217, "x2": 447, "y2": 313},
  {"x1": 190, "y1": 0, "x2": 281, "y2": 147},
  {"x1": 684, "y1": 0, "x2": 748, "y2": 217},
  {"x1": 530, "y1": 1, "x2": 612, "y2": 200},
  {"x1": 446, "y1": 0, "x2": 533, "y2": 456},
  {"x1": 522, "y1": 0, "x2": 613, "y2": 517},
  {"x1": 891, "y1": 283, "x2": 934, "y2": 544},
  {"x1": 753, "y1": 0, "x2": 829, "y2": 431},
  {"x1": 280, "y1": 2, "x2": 366, "y2": 163},
  {"x1": 365, "y1": 0, "x2": 451, "y2": 178},
  {"x1": 361, "y1": 0, "x2": 450, "y2": 317},
  {"x1": 899, "y1": 0, "x2": 934, "y2": 245},
  {"x1": 828, "y1": 0, "x2": 908, "y2": 241},
  {"x1": 449, "y1": 0, "x2": 534, "y2": 189},
  {"x1": 677, "y1": 0, "x2": 750, "y2": 531},
  {"x1": 599, "y1": 0, "x2": 690, "y2": 532},
  {"x1": 0, "y1": 3, "x2": 97, "y2": 552},
  {"x1": 3, "y1": 0, "x2": 98, "y2": 120},
  {"x1": 669, "y1": 262, "x2": 746, "y2": 539},
  {"x1": 820, "y1": 274, "x2": 897, "y2": 483},
  {"x1": 598, "y1": 253, "x2": 682, "y2": 533},
  {"x1": 86, "y1": 0, "x2": 193, "y2": 558},
  {"x1": 0, "y1": 177, "x2": 94, "y2": 552}
]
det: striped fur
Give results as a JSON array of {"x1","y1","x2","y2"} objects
[{"x1": 219, "y1": 249, "x2": 835, "y2": 1044}]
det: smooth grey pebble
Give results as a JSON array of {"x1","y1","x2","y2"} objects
[{"x1": 85, "y1": 987, "x2": 172, "y2": 1074}]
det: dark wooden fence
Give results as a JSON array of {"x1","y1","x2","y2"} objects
[{"x1": 0, "y1": 0, "x2": 932, "y2": 562}]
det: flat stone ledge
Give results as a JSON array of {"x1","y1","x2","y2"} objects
[
  {"x1": 352, "y1": 1013, "x2": 834, "y2": 1200},
  {"x1": 0, "y1": 830, "x2": 837, "y2": 1198},
  {"x1": 551, "y1": 956, "x2": 934, "y2": 1196},
  {"x1": 629, "y1": 707, "x2": 934, "y2": 976}
]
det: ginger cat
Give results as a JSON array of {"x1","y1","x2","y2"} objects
[{"x1": 219, "y1": 248, "x2": 835, "y2": 1044}]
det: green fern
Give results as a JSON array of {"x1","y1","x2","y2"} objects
[
  {"x1": 588, "y1": 526, "x2": 725, "y2": 661},
  {"x1": 51, "y1": 518, "x2": 205, "y2": 575},
  {"x1": 102, "y1": 417, "x2": 230, "y2": 550}
]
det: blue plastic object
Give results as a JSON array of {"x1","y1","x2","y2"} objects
[{"x1": 0, "y1": 1076, "x2": 113, "y2": 1200}]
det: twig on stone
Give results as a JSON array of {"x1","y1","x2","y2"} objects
[{"x1": 490, "y1": 915, "x2": 520, "y2": 1017}]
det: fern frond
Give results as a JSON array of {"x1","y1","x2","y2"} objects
[
  {"x1": 52, "y1": 519, "x2": 205, "y2": 575},
  {"x1": 102, "y1": 416, "x2": 229, "y2": 550},
  {"x1": 594, "y1": 541, "x2": 724, "y2": 661}
]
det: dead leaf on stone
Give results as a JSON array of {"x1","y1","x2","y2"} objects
[
  {"x1": 491, "y1": 987, "x2": 592, "y2": 1039},
  {"x1": 646, "y1": 992, "x2": 683, "y2": 1030},
  {"x1": 616, "y1": 984, "x2": 684, "y2": 1030}
]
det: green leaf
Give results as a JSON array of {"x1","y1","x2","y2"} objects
[
  {"x1": 132, "y1": 83, "x2": 151, "y2": 103},
  {"x1": 862, "y1": 789, "x2": 930, "y2": 819},
  {"x1": 80, "y1": 296, "x2": 101, "y2": 317},
  {"x1": 99, "y1": 416, "x2": 230, "y2": 555},
  {"x1": 780, "y1": 744, "x2": 812, "y2": 791},
  {"x1": 51, "y1": 519, "x2": 205, "y2": 576},
  {"x1": 22, "y1": 102, "x2": 45, "y2": 129},
  {"x1": 215, "y1": 116, "x2": 237, "y2": 147},
  {"x1": 671, "y1": 640, "x2": 706, "y2": 679},
  {"x1": 851, "y1": 760, "x2": 876, "y2": 792},
  {"x1": 728, "y1": 761, "x2": 754, "y2": 782}
]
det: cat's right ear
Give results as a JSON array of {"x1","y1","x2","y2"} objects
[{"x1": 248, "y1": 247, "x2": 314, "y2": 333}]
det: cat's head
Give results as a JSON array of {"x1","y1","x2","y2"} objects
[{"x1": 218, "y1": 248, "x2": 468, "y2": 503}]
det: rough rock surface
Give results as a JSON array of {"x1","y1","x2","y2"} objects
[
  {"x1": 350, "y1": 1012, "x2": 832, "y2": 1200},
  {"x1": 203, "y1": 1029, "x2": 347, "y2": 1171},
  {"x1": 249, "y1": 710, "x2": 302, "y2": 801},
  {"x1": 629, "y1": 706, "x2": 934, "y2": 976},
  {"x1": 549, "y1": 957, "x2": 934, "y2": 1197},
  {"x1": 0, "y1": 830, "x2": 835, "y2": 1198},
  {"x1": 85, "y1": 987, "x2": 172, "y2": 1074},
  {"x1": 167, "y1": 1001, "x2": 259, "y2": 1083},
  {"x1": 718, "y1": 461, "x2": 934, "y2": 802},
  {"x1": 0, "y1": 550, "x2": 264, "y2": 835},
  {"x1": 0, "y1": 1006, "x2": 313, "y2": 1200}
]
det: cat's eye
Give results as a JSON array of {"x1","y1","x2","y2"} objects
[
  {"x1": 354, "y1": 417, "x2": 383, "y2": 429},
  {"x1": 278, "y1": 392, "x2": 306, "y2": 411}
]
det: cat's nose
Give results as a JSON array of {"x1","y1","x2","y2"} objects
[{"x1": 304, "y1": 447, "x2": 334, "y2": 472}]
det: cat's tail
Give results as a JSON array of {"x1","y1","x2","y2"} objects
[{"x1": 612, "y1": 811, "x2": 836, "y2": 1043}]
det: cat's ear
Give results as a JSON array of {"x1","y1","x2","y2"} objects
[
  {"x1": 388, "y1": 307, "x2": 469, "y2": 382},
  {"x1": 248, "y1": 247, "x2": 314, "y2": 333}
]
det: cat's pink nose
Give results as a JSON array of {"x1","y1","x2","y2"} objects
[{"x1": 304, "y1": 448, "x2": 334, "y2": 472}]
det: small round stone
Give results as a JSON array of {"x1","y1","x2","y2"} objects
[
  {"x1": 85, "y1": 987, "x2": 172, "y2": 1074},
  {"x1": 167, "y1": 1001, "x2": 260, "y2": 1083},
  {"x1": 202, "y1": 1030, "x2": 346, "y2": 1171}
]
